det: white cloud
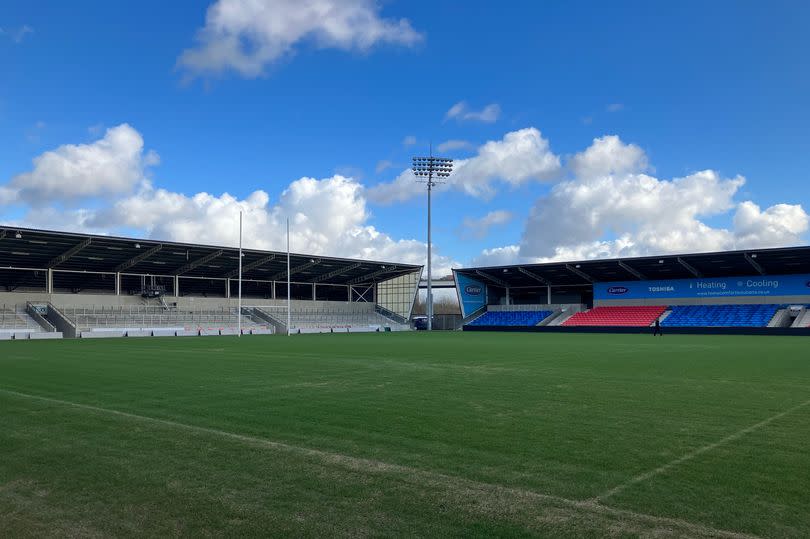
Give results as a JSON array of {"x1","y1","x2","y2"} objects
[
  {"x1": 445, "y1": 101, "x2": 501, "y2": 123},
  {"x1": 569, "y1": 135, "x2": 647, "y2": 178},
  {"x1": 365, "y1": 169, "x2": 424, "y2": 205},
  {"x1": 402, "y1": 135, "x2": 417, "y2": 147},
  {"x1": 91, "y1": 177, "x2": 362, "y2": 253},
  {"x1": 451, "y1": 128, "x2": 561, "y2": 199},
  {"x1": 0, "y1": 186, "x2": 18, "y2": 206},
  {"x1": 368, "y1": 127, "x2": 561, "y2": 204},
  {"x1": 178, "y1": 0, "x2": 423, "y2": 79},
  {"x1": 375, "y1": 160, "x2": 393, "y2": 174},
  {"x1": 470, "y1": 245, "x2": 521, "y2": 267},
  {"x1": 733, "y1": 201, "x2": 809, "y2": 248},
  {"x1": 461, "y1": 210, "x2": 513, "y2": 239},
  {"x1": 437, "y1": 139, "x2": 473, "y2": 153},
  {"x1": 508, "y1": 135, "x2": 808, "y2": 262},
  {"x1": 606, "y1": 103, "x2": 624, "y2": 113},
  {"x1": 85, "y1": 175, "x2": 455, "y2": 276},
  {"x1": 3, "y1": 124, "x2": 158, "y2": 206}
]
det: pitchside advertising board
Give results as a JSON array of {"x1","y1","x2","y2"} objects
[
  {"x1": 594, "y1": 274, "x2": 810, "y2": 301},
  {"x1": 456, "y1": 273, "x2": 487, "y2": 317}
]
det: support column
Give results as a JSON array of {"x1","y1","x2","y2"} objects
[
  {"x1": 47, "y1": 269, "x2": 54, "y2": 294},
  {"x1": 115, "y1": 272, "x2": 121, "y2": 296},
  {"x1": 226, "y1": 279, "x2": 231, "y2": 298},
  {"x1": 271, "y1": 281, "x2": 276, "y2": 300},
  {"x1": 505, "y1": 287, "x2": 510, "y2": 306},
  {"x1": 547, "y1": 286, "x2": 551, "y2": 305},
  {"x1": 174, "y1": 275, "x2": 180, "y2": 297},
  {"x1": 312, "y1": 283, "x2": 316, "y2": 301},
  {"x1": 348, "y1": 286, "x2": 352, "y2": 302}
]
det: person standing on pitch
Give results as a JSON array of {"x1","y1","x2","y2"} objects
[{"x1": 653, "y1": 317, "x2": 662, "y2": 336}]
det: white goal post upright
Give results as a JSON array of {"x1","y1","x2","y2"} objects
[
  {"x1": 287, "y1": 218, "x2": 291, "y2": 337},
  {"x1": 237, "y1": 210, "x2": 243, "y2": 337}
]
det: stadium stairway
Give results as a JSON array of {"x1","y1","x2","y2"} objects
[
  {"x1": 661, "y1": 304, "x2": 781, "y2": 328},
  {"x1": 562, "y1": 306, "x2": 667, "y2": 327},
  {"x1": 462, "y1": 308, "x2": 488, "y2": 326},
  {"x1": 788, "y1": 307, "x2": 806, "y2": 328},
  {"x1": 546, "y1": 310, "x2": 578, "y2": 326},
  {"x1": 768, "y1": 308, "x2": 794, "y2": 328}
]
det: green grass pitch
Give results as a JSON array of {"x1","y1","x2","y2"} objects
[{"x1": 1, "y1": 332, "x2": 809, "y2": 537}]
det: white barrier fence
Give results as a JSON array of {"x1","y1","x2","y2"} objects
[
  {"x1": 77, "y1": 327, "x2": 276, "y2": 338},
  {"x1": 0, "y1": 329, "x2": 64, "y2": 340}
]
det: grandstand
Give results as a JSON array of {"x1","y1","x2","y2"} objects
[
  {"x1": 457, "y1": 245, "x2": 810, "y2": 334},
  {"x1": 0, "y1": 227, "x2": 421, "y2": 338}
]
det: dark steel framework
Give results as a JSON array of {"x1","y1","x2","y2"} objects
[{"x1": 0, "y1": 226, "x2": 421, "y2": 299}]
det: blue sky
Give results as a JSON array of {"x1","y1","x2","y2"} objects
[{"x1": 1, "y1": 0, "x2": 809, "y2": 274}]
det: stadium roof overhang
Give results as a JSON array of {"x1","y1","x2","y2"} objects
[
  {"x1": 0, "y1": 226, "x2": 421, "y2": 286},
  {"x1": 455, "y1": 246, "x2": 810, "y2": 288}
]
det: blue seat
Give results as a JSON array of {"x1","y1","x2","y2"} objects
[
  {"x1": 661, "y1": 304, "x2": 780, "y2": 327},
  {"x1": 468, "y1": 310, "x2": 553, "y2": 327}
]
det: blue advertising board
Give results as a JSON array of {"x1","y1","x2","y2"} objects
[
  {"x1": 594, "y1": 274, "x2": 810, "y2": 301},
  {"x1": 456, "y1": 273, "x2": 487, "y2": 317}
]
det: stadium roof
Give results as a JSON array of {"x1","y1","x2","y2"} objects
[
  {"x1": 0, "y1": 226, "x2": 421, "y2": 285},
  {"x1": 455, "y1": 246, "x2": 810, "y2": 288}
]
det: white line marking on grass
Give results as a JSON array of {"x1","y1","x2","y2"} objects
[
  {"x1": 0, "y1": 387, "x2": 761, "y2": 539},
  {"x1": 596, "y1": 398, "x2": 810, "y2": 502}
]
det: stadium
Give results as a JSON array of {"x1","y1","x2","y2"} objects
[
  {"x1": 2, "y1": 224, "x2": 810, "y2": 537},
  {"x1": 3, "y1": 1, "x2": 810, "y2": 537},
  {"x1": 3, "y1": 226, "x2": 810, "y2": 339}
]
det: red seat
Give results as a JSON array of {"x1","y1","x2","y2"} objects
[{"x1": 563, "y1": 306, "x2": 666, "y2": 327}]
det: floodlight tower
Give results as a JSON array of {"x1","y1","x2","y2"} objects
[{"x1": 412, "y1": 150, "x2": 453, "y2": 331}]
